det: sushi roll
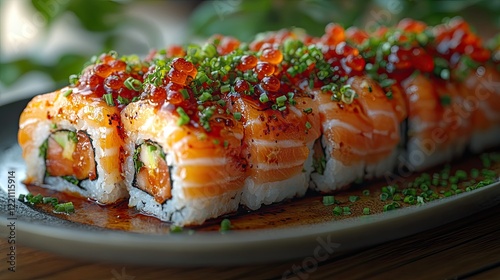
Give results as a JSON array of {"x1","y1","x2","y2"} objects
[
  {"x1": 17, "y1": 18, "x2": 500, "y2": 226},
  {"x1": 121, "y1": 55, "x2": 247, "y2": 225},
  {"x1": 232, "y1": 46, "x2": 321, "y2": 210},
  {"x1": 18, "y1": 51, "x2": 148, "y2": 204}
]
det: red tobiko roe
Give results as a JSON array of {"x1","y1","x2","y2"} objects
[
  {"x1": 238, "y1": 55, "x2": 258, "y2": 71},
  {"x1": 167, "y1": 45, "x2": 186, "y2": 58},
  {"x1": 345, "y1": 27, "x2": 369, "y2": 45},
  {"x1": 433, "y1": 17, "x2": 491, "y2": 63},
  {"x1": 255, "y1": 62, "x2": 275, "y2": 80},
  {"x1": 397, "y1": 18, "x2": 428, "y2": 33},
  {"x1": 321, "y1": 23, "x2": 346, "y2": 46},
  {"x1": 209, "y1": 34, "x2": 240, "y2": 55},
  {"x1": 77, "y1": 53, "x2": 146, "y2": 102},
  {"x1": 260, "y1": 76, "x2": 281, "y2": 92},
  {"x1": 260, "y1": 48, "x2": 284, "y2": 65},
  {"x1": 249, "y1": 29, "x2": 291, "y2": 51}
]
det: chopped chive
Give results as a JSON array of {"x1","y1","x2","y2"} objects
[
  {"x1": 404, "y1": 196, "x2": 415, "y2": 204},
  {"x1": 170, "y1": 225, "x2": 183, "y2": 233},
  {"x1": 199, "y1": 91, "x2": 212, "y2": 102},
  {"x1": 363, "y1": 207, "x2": 370, "y2": 215},
  {"x1": 303, "y1": 108, "x2": 312, "y2": 114},
  {"x1": 259, "y1": 93, "x2": 269, "y2": 103},
  {"x1": 69, "y1": 74, "x2": 79, "y2": 85},
  {"x1": 103, "y1": 93, "x2": 115, "y2": 106},
  {"x1": 233, "y1": 112, "x2": 242, "y2": 121},
  {"x1": 383, "y1": 203, "x2": 395, "y2": 212},
  {"x1": 176, "y1": 107, "x2": 190, "y2": 126},
  {"x1": 333, "y1": 206, "x2": 342, "y2": 216},
  {"x1": 380, "y1": 192, "x2": 389, "y2": 201},
  {"x1": 63, "y1": 89, "x2": 73, "y2": 97},
  {"x1": 117, "y1": 96, "x2": 130, "y2": 105},
  {"x1": 362, "y1": 189, "x2": 370, "y2": 196},
  {"x1": 217, "y1": 99, "x2": 226, "y2": 107},
  {"x1": 54, "y1": 202, "x2": 75, "y2": 214},
  {"x1": 180, "y1": 89, "x2": 190, "y2": 100},
  {"x1": 379, "y1": 79, "x2": 395, "y2": 88},
  {"x1": 322, "y1": 196, "x2": 335, "y2": 206},
  {"x1": 223, "y1": 140, "x2": 229, "y2": 148},
  {"x1": 349, "y1": 195, "x2": 359, "y2": 203},
  {"x1": 276, "y1": 95, "x2": 287, "y2": 106},
  {"x1": 305, "y1": 122, "x2": 312, "y2": 130},
  {"x1": 220, "y1": 218, "x2": 232, "y2": 232},
  {"x1": 343, "y1": 206, "x2": 352, "y2": 215},
  {"x1": 124, "y1": 77, "x2": 143, "y2": 91},
  {"x1": 220, "y1": 84, "x2": 231, "y2": 93}
]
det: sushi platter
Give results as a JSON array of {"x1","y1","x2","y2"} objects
[{"x1": 1, "y1": 17, "x2": 500, "y2": 265}]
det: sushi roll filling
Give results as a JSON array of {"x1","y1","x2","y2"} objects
[
  {"x1": 132, "y1": 141, "x2": 173, "y2": 204},
  {"x1": 43, "y1": 130, "x2": 97, "y2": 186}
]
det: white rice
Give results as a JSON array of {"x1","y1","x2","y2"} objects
[
  {"x1": 310, "y1": 135, "x2": 364, "y2": 192},
  {"x1": 240, "y1": 142, "x2": 315, "y2": 210}
]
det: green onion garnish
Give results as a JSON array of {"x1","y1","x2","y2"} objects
[
  {"x1": 180, "y1": 89, "x2": 190, "y2": 100},
  {"x1": 176, "y1": 107, "x2": 190, "y2": 126},
  {"x1": 322, "y1": 196, "x2": 335, "y2": 206},
  {"x1": 54, "y1": 202, "x2": 75, "y2": 214},
  {"x1": 220, "y1": 218, "x2": 232, "y2": 232},
  {"x1": 63, "y1": 89, "x2": 73, "y2": 97},
  {"x1": 124, "y1": 77, "x2": 143, "y2": 91},
  {"x1": 276, "y1": 95, "x2": 287, "y2": 107},
  {"x1": 103, "y1": 93, "x2": 115, "y2": 106},
  {"x1": 349, "y1": 196, "x2": 359, "y2": 203},
  {"x1": 170, "y1": 225, "x2": 183, "y2": 233},
  {"x1": 333, "y1": 206, "x2": 342, "y2": 216},
  {"x1": 233, "y1": 112, "x2": 242, "y2": 121},
  {"x1": 303, "y1": 108, "x2": 312, "y2": 114},
  {"x1": 259, "y1": 93, "x2": 269, "y2": 103},
  {"x1": 220, "y1": 84, "x2": 231, "y2": 93},
  {"x1": 305, "y1": 122, "x2": 312, "y2": 130}
]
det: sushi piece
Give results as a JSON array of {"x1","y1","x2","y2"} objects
[
  {"x1": 18, "y1": 51, "x2": 148, "y2": 204},
  {"x1": 234, "y1": 92, "x2": 321, "y2": 210},
  {"x1": 121, "y1": 56, "x2": 247, "y2": 225},
  {"x1": 18, "y1": 89, "x2": 127, "y2": 204},
  {"x1": 431, "y1": 18, "x2": 500, "y2": 153},
  {"x1": 310, "y1": 76, "x2": 400, "y2": 191},
  {"x1": 228, "y1": 45, "x2": 321, "y2": 210}
]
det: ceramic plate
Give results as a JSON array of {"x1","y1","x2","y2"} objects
[{"x1": 1, "y1": 96, "x2": 499, "y2": 266}]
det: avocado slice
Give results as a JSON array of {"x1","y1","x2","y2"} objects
[{"x1": 51, "y1": 130, "x2": 77, "y2": 160}]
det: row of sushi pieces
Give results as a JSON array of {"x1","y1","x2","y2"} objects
[{"x1": 19, "y1": 18, "x2": 500, "y2": 226}]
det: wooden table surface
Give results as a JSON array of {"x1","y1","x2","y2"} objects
[{"x1": 2, "y1": 202, "x2": 499, "y2": 280}]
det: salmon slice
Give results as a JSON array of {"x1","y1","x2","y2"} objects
[
  {"x1": 313, "y1": 88, "x2": 373, "y2": 165},
  {"x1": 349, "y1": 76, "x2": 400, "y2": 163}
]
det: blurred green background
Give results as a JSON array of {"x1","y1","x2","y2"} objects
[{"x1": 1, "y1": 0, "x2": 498, "y2": 102}]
